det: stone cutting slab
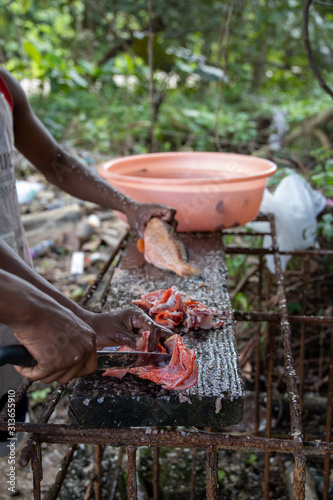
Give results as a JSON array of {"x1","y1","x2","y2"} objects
[{"x1": 69, "y1": 231, "x2": 244, "y2": 428}]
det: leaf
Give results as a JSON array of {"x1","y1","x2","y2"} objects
[
  {"x1": 195, "y1": 64, "x2": 226, "y2": 82},
  {"x1": 318, "y1": 213, "x2": 333, "y2": 241},
  {"x1": 23, "y1": 40, "x2": 42, "y2": 64},
  {"x1": 67, "y1": 69, "x2": 88, "y2": 89},
  {"x1": 218, "y1": 470, "x2": 226, "y2": 480},
  {"x1": 30, "y1": 387, "x2": 52, "y2": 404},
  {"x1": 246, "y1": 453, "x2": 258, "y2": 464}
]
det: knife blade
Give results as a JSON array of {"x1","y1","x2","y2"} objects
[{"x1": 0, "y1": 344, "x2": 171, "y2": 369}]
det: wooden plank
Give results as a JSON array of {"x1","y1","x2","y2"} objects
[
  {"x1": 69, "y1": 232, "x2": 244, "y2": 428},
  {"x1": 22, "y1": 204, "x2": 83, "y2": 246}
]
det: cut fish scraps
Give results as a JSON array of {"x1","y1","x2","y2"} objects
[
  {"x1": 133, "y1": 285, "x2": 229, "y2": 332},
  {"x1": 137, "y1": 217, "x2": 201, "y2": 277},
  {"x1": 103, "y1": 332, "x2": 198, "y2": 390}
]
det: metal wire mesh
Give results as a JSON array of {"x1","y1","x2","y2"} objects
[{"x1": 0, "y1": 215, "x2": 332, "y2": 499}]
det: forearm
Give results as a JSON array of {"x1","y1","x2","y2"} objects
[
  {"x1": 0, "y1": 270, "x2": 33, "y2": 329},
  {"x1": 44, "y1": 148, "x2": 136, "y2": 213},
  {"x1": 0, "y1": 239, "x2": 89, "y2": 323},
  {"x1": 0, "y1": 269, "x2": 64, "y2": 331},
  {"x1": 2, "y1": 67, "x2": 134, "y2": 216}
]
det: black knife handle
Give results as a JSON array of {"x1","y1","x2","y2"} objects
[{"x1": 0, "y1": 345, "x2": 37, "y2": 367}]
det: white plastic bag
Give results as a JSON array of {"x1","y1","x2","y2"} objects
[
  {"x1": 247, "y1": 174, "x2": 326, "y2": 273},
  {"x1": 16, "y1": 180, "x2": 44, "y2": 204}
]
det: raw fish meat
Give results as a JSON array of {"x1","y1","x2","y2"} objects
[
  {"x1": 137, "y1": 218, "x2": 200, "y2": 277},
  {"x1": 103, "y1": 332, "x2": 198, "y2": 390},
  {"x1": 133, "y1": 285, "x2": 227, "y2": 332}
]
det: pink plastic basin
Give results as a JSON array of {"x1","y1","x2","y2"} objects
[{"x1": 98, "y1": 152, "x2": 277, "y2": 232}]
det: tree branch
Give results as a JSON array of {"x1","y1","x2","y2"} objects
[{"x1": 303, "y1": 0, "x2": 333, "y2": 99}]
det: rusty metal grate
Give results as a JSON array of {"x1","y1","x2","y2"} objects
[{"x1": 0, "y1": 214, "x2": 332, "y2": 499}]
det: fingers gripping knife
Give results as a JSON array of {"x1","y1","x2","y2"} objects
[{"x1": 0, "y1": 345, "x2": 171, "y2": 369}]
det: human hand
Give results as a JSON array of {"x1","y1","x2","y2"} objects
[
  {"x1": 86, "y1": 306, "x2": 173, "y2": 351},
  {"x1": 13, "y1": 304, "x2": 97, "y2": 385},
  {"x1": 125, "y1": 201, "x2": 176, "y2": 238}
]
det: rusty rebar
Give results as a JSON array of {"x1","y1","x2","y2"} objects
[
  {"x1": 127, "y1": 445, "x2": 137, "y2": 500},
  {"x1": 47, "y1": 444, "x2": 77, "y2": 500},
  {"x1": 299, "y1": 257, "x2": 310, "y2": 408},
  {"x1": 293, "y1": 454, "x2": 307, "y2": 500},
  {"x1": 263, "y1": 322, "x2": 276, "y2": 500},
  {"x1": 234, "y1": 310, "x2": 333, "y2": 324},
  {"x1": 32, "y1": 442, "x2": 43, "y2": 500},
  {"x1": 206, "y1": 447, "x2": 219, "y2": 500},
  {"x1": 153, "y1": 447, "x2": 159, "y2": 500},
  {"x1": 83, "y1": 445, "x2": 104, "y2": 500},
  {"x1": 225, "y1": 246, "x2": 333, "y2": 257},
  {"x1": 94, "y1": 445, "x2": 103, "y2": 500},
  {"x1": 269, "y1": 215, "x2": 306, "y2": 498},
  {"x1": 190, "y1": 448, "x2": 198, "y2": 500},
  {"x1": 107, "y1": 447, "x2": 124, "y2": 500},
  {"x1": 323, "y1": 325, "x2": 333, "y2": 500},
  {"x1": 6, "y1": 423, "x2": 332, "y2": 456},
  {"x1": 79, "y1": 230, "x2": 129, "y2": 308},
  {"x1": 254, "y1": 255, "x2": 263, "y2": 436},
  {"x1": 0, "y1": 377, "x2": 33, "y2": 421},
  {"x1": 19, "y1": 384, "x2": 66, "y2": 467}
]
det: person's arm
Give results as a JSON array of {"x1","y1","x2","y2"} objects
[
  {"x1": 0, "y1": 238, "x2": 172, "y2": 352},
  {"x1": 0, "y1": 67, "x2": 175, "y2": 237},
  {"x1": 0, "y1": 269, "x2": 97, "y2": 384}
]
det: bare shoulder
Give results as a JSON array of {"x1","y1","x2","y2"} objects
[{"x1": 0, "y1": 66, "x2": 29, "y2": 108}]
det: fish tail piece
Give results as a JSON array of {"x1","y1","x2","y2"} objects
[{"x1": 137, "y1": 238, "x2": 145, "y2": 253}]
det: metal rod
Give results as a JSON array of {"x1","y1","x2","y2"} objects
[
  {"x1": 299, "y1": 257, "x2": 309, "y2": 409},
  {"x1": 153, "y1": 447, "x2": 159, "y2": 500},
  {"x1": 206, "y1": 448, "x2": 218, "y2": 500},
  {"x1": 108, "y1": 447, "x2": 124, "y2": 500},
  {"x1": 79, "y1": 230, "x2": 129, "y2": 307},
  {"x1": 47, "y1": 444, "x2": 77, "y2": 500},
  {"x1": 323, "y1": 325, "x2": 333, "y2": 500},
  {"x1": 234, "y1": 310, "x2": 333, "y2": 324},
  {"x1": 254, "y1": 255, "x2": 263, "y2": 435},
  {"x1": 19, "y1": 384, "x2": 66, "y2": 467},
  {"x1": 225, "y1": 246, "x2": 333, "y2": 257},
  {"x1": 293, "y1": 454, "x2": 306, "y2": 500},
  {"x1": 94, "y1": 445, "x2": 103, "y2": 500},
  {"x1": 0, "y1": 377, "x2": 33, "y2": 421},
  {"x1": 127, "y1": 445, "x2": 137, "y2": 500},
  {"x1": 3, "y1": 422, "x2": 333, "y2": 456},
  {"x1": 269, "y1": 215, "x2": 306, "y2": 498},
  {"x1": 263, "y1": 322, "x2": 276, "y2": 500},
  {"x1": 190, "y1": 448, "x2": 198, "y2": 500},
  {"x1": 254, "y1": 323, "x2": 261, "y2": 436},
  {"x1": 32, "y1": 442, "x2": 42, "y2": 500}
]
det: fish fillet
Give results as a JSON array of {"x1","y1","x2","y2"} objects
[{"x1": 103, "y1": 332, "x2": 198, "y2": 390}]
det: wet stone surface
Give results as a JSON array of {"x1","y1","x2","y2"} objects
[{"x1": 69, "y1": 231, "x2": 244, "y2": 428}]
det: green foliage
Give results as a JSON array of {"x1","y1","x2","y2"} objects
[
  {"x1": 318, "y1": 213, "x2": 333, "y2": 241},
  {"x1": 0, "y1": 0, "x2": 331, "y2": 160},
  {"x1": 287, "y1": 301, "x2": 303, "y2": 315},
  {"x1": 245, "y1": 452, "x2": 258, "y2": 465},
  {"x1": 310, "y1": 148, "x2": 333, "y2": 199},
  {"x1": 30, "y1": 386, "x2": 52, "y2": 404},
  {"x1": 218, "y1": 469, "x2": 226, "y2": 480}
]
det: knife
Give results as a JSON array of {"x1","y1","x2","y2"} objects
[{"x1": 0, "y1": 344, "x2": 172, "y2": 369}]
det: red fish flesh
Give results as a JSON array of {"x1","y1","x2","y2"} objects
[
  {"x1": 131, "y1": 334, "x2": 197, "y2": 390},
  {"x1": 103, "y1": 332, "x2": 198, "y2": 390},
  {"x1": 133, "y1": 285, "x2": 227, "y2": 332}
]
